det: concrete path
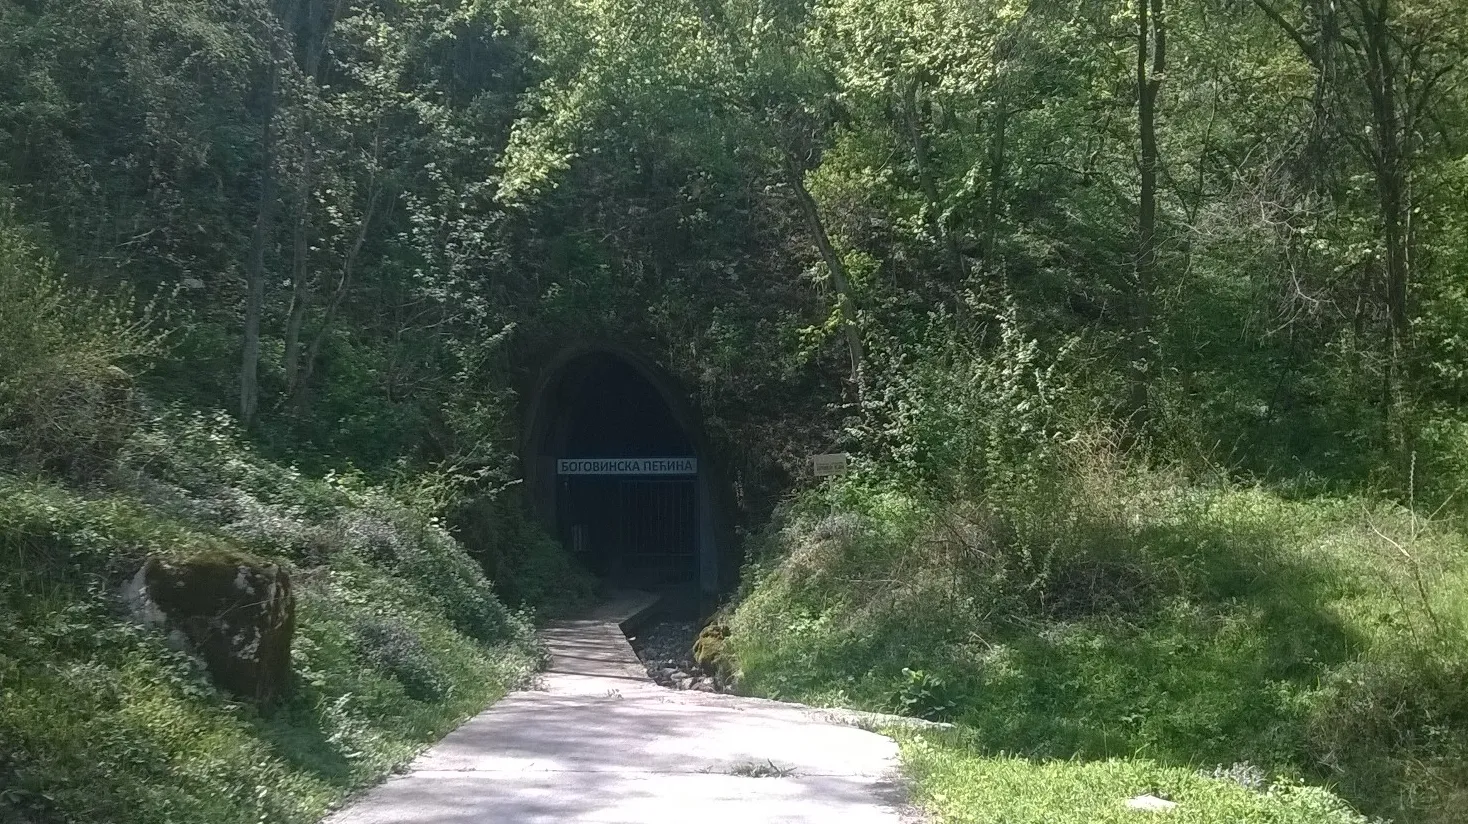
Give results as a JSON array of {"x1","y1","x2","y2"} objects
[{"x1": 325, "y1": 594, "x2": 916, "y2": 823}]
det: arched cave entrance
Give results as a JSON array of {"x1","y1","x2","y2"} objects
[{"x1": 524, "y1": 348, "x2": 726, "y2": 606}]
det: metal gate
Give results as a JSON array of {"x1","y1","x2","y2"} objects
[{"x1": 617, "y1": 479, "x2": 696, "y2": 584}]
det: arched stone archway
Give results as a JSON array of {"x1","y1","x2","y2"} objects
[{"x1": 521, "y1": 344, "x2": 732, "y2": 606}]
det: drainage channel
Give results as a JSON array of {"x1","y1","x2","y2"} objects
[{"x1": 621, "y1": 610, "x2": 731, "y2": 693}]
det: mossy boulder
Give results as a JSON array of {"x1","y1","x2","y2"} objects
[
  {"x1": 127, "y1": 551, "x2": 295, "y2": 706},
  {"x1": 692, "y1": 620, "x2": 732, "y2": 678}
]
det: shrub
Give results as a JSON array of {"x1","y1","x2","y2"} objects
[
  {"x1": 0, "y1": 221, "x2": 163, "y2": 480},
  {"x1": 452, "y1": 494, "x2": 596, "y2": 617},
  {"x1": 892, "y1": 667, "x2": 957, "y2": 721},
  {"x1": 1307, "y1": 647, "x2": 1468, "y2": 822},
  {"x1": 856, "y1": 299, "x2": 1078, "y2": 504},
  {"x1": 352, "y1": 618, "x2": 450, "y2": 702},
  {"x1": 338, "y1": 498, "x2": 534, "y2": 649}
]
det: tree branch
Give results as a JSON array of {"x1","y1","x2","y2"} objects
[{"x1": 1250, "y1": 0, "x2": 1320, "y2": 67}]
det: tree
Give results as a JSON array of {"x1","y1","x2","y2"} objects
[
  {"x1": 1249, "y1": 0, "x2": 1465, "y2": 440},
  {"x1": 240, "y1": 56, "x2": 278, "y2": 428},
  {"x1": 1130, "y1": 0, "x2": 1165, "y2": 427},
  {"x1": 500, "y1": 0, "x2": 869, "y2": 390}
]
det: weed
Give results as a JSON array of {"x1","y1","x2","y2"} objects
[
  {"x1": 726, "y1": 759, "x2": 796, "y2": 778},
  {"x1": 898, "y1": 730, "x2": 1374, "y2": 824},
  {"x1": 892, "y1": 668, "x2": 956, "y2": 722},
  {"x1": 352, "y1": 618, "x2": 450, "y2": 703},
  {"x1": 0, "y1": 223, "x2": 165, "y2": 481}
]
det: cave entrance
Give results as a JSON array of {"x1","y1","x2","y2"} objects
[
  {"x1": 558, "y1": 461, "x2": 697, "y2": 585},
  {"x1": 526, "y1": 351, "x2": 718, "y2": 598}
]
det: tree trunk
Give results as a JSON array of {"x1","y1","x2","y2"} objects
[
  {"x1": 282, "y1": 134, "x2": 313, "y2": 392},
  {"x1": 240, "y1": 64, "x2": 278, "y2": 429},
  {"x1": 1129, "y1": 0, "x2": 1165, "y2": 431},
  {"x1": 985, "y1": 104, "x2": 1009, "y2": 266},
  {"x1": 787, "y1": 160, "x2": 864, "y2": 390},
  {"x1": 283, "y1": 0, "x2": 342, "y2": 395},
  {"x1": 1362, "y1": 0, "x2": 1410, "y2": 420},
  {"x1": 901, "y1": 79, "x2": 966, "y2": 284},
  {"x1": 291, "y1": 160, "x2": 384, "y2": 408}
]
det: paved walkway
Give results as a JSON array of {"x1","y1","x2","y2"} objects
[{"x1": 325, "y1": 594, "x2": 915, "y2": 823}]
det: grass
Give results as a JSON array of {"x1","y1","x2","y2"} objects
[
  {"x1": 725, "y1": 759, "x2": 797, "y2": 778},
  {"x1": 0, "y1": 413, "x2": 572, "y2": 824},
  {"x1": 0, "y1": 247, "x2": 591, "y2": 824},
  {"x1": 724, "y1": 466, "x2": 1468, "y2": 823},
  {"x1": 896, "y1": 729, "x2": 1372, "y2": 824}
]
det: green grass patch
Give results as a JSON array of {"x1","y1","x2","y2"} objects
[
  {"x1": 897, "y1": 729, "x2": 1371, "y2": 824},
  {"x1": 725, "y1": 470, "x2": 1468, "y2": 822}
]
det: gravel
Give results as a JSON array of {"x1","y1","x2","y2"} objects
[{"x1": 625, "y1": 619, "x2": 728, "y2": 693}]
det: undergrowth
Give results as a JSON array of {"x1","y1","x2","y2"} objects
[
  {"x1": 0, "y1": 415, "x2": 557, "y2": 824},
  {"x1": 725, "y1": 311, "x2": 1468, "y2": 823},
  {"x1": 0, "y1": 239, "x2": 585, "y2": 824},
  {"x1": 897, "y1": 728, "x2": 1377, "y2": 824},
  {"x1": 727, "y1": 461, "x2": 1468, "y2": 823}
]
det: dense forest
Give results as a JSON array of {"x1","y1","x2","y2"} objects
[{"x1": 1, "y1": 0, "x2": 1466, "y2": 821}]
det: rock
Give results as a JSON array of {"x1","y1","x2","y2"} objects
[
  {"x1": 126, "y1": 552, "x2": 295, "y2": 706},
  {"x1": 692, "y1": 621, "x2": 730, "y2": 675},
  {"x1": 630, "y1": 620, "x2": 739, "y2": 693},
  {"x1": 1126, "y1": 795, "x2": 1177, "y2": 813}
]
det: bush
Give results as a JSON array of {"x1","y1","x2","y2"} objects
[
  {"x1": 856, "y1": 300, "x2": 1078, "y2": 504},
  {"x1": 1307, "y1": 646, "x2": 1468, "y2": 823},
  {"x1": 337, "y1": 499, "x2": 534, "y2": 648},
  {"x1": 352, "y1": 618, "x2": 450, "y2": 702},
  {"x1": 892, "y1": 667, "x2": 956, "y2": 721},
  {"x1": 0, "y1": 221, "x2": 163, "y2": 480},
  {"x1": 452, "y1": 494, "x2": 596, "y2": 617}
]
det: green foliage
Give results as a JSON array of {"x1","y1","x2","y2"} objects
[
  {"x1": 452, "y1": 494, "x2": 598, "y2": 618},
  {"x1": 899, "y1": 730, "x2": 1374, "y2": 824},
  {"x1": 0, "y1": 416, "x2": 541, "y2": 824},
  {"x1": 892, "y1": 667, "x2": 956, "y2": 722},
  {"x1": 1, "y1": 0, "x2": 1466, "y2": 821},
  {"x1": 857, "y1": 299, "x2": 1078, "y2": 502},
  {"x1": 726, "y1": 459, "x2": 1468, "y2": 822},
  {"x1": 337, "y1": 496, "x2": 528, "y2": 646},
  {"x1": 0, "y1": 218, "x2": 164, "y2": 479},
  {"x1": 351, "y1": 617, "x2": 451, "y2": 703},
  {"x1": 1306, "y1": 637, "x2": 1468, "y2": 821}
]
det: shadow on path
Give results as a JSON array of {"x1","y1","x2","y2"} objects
[{"x1": 325, "y1": 594, "x2": 916, "y2": 823}]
